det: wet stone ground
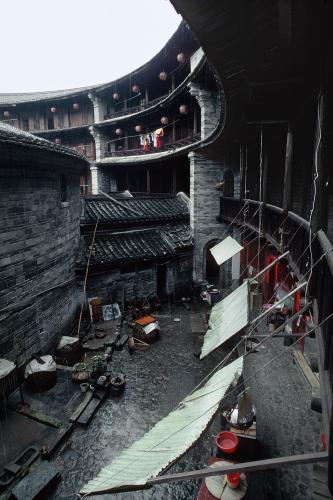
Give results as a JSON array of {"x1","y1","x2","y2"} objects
[
  {"x1": 50, "y1": 303, "x2": 228, "y2": 500},
  {"x1": 244, "y1": 338, "x2": 323, "y2": 500}
]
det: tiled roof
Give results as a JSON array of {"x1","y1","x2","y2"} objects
[
  {"x1": 0, "y1": 122, "x2": 88, "y2": 161},
  {"x1": 77, "y1": 224, "x2": 193, "y2": 268},
  {"x1": 0, "y1": 85, "x2": 102, "y2": 105},
  {"x1": 82, "y1": 194, "x2": 190, "y2": 225}
]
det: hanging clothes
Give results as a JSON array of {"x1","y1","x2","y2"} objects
[
  {"x1": 140, "y1": 134, "x2": 145, "y2": 146},
  {"x1": 154, "y1": 128, "x2": 164, "y2": 149},
  {"x1": 143, "y1": 135, "x2": 150, "y2": 152}
]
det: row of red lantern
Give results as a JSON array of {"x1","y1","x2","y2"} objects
[
  {"x1": 115, "y1": 106, "x2": 189, "y2": 136},
  {"x1": 51, "y1": 103, "x2": 80, "y2": 113},
  {"x1": 113, "y1": 54, "x2": 186, "y2": 98},
  {"x1": 112, "y1": 84, "x2": 140, "y2": 101},
  {"x1": 2, "y1": 103, "x2": 81, "y2": 118}
]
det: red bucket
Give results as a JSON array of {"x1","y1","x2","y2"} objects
[{"x1": 216, "y1": 431, "x2": 238, "y2": 454}]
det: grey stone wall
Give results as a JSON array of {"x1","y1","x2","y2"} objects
[
  {"x1": 188, "y1": 151, "x2": 228, "y2": 283},
  {"x1": 188, "y1": 83, "x2": 221, "y2": 140},
  {"x1": 85, "y1": 268, "x2": 157, "y2": 307},
  {"x1": 84, "y1": 257, "x2": 193, "y2": 308},
  {"x1": 0, "y1": 163, "x2": 82, "y2": 366},
  {"x1": 166, "y1": 257, "x2": 193, "y2": 296}
]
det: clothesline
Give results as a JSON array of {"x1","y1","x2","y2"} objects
[{"x1": 106, "y1": 118, "x2": 182, "y2": 146}]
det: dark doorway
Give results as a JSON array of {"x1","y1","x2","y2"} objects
[
  {"x1": 47, "y1": 117, "x2": 54, "y2": 130},
  {"x1": 156, "y1": 264, "x2": 167, "y2": 297},
  {"x1": 224, "y1": 169, "x2": 234, "y2": 197},
  {"x1": 205, "y1": 241, "x2": 220, "y2": 286}
]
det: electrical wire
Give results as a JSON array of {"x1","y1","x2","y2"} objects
[
  {"x1": 76, "y1": 309, "x2": 333, "y2": 496},
  {"x1": 306, "y1": 93, "x2": 322, "y2": 300}
]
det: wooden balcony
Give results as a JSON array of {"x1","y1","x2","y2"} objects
[
  {"x1": 219, "y1": 196, "x2": 333, "y2": 480},
  {"x1": 104, "y1": 133, "x2": 201, "y2": 158}
]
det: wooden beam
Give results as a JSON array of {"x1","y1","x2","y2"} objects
[
  {"x1": 147, "y1": 452, "x2": 328, "y2": 486},
  {"x1": 282, "y1": 124, "x2": 293, "y2": 211}
]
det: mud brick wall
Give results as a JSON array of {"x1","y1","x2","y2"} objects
[
  {"x1": 166, "y1": 257, "x2": 193, "y2": 296},
  {"x1": 85, "y1": 267, "x2": 157, "y2": 307},
  {"x1": 0, "y1": 156, "x2": 83, "y2": 366}
]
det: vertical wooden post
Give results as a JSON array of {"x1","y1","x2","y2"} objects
[
  {"x1": 193, "y1": 106, "x2": 198, "y2": 134},
  {"x1": 146, "y1": 169, "x2": 150, "y2": 193},
  {"x1": 172, "y1": 167, "x2": 177, "y2": 194},
  {"x1": 283, "y1": 124, "x2": 293, "y2": 212}
]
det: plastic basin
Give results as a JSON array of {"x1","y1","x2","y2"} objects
[{"x1": 215, "y1": 431, "x2": 239, "y2": 454}]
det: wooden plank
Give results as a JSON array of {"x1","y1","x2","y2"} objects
[
  {"x1": 69, "y1": 392, "x2": 93, "y2": 423},
  {"x1": 14, "y1": 406, "x2": 64, "y2": 429},
  {"x1": 314, "y1": 464, "x2": 329, "y2": 484},
  {"x1": 146, "y1": 452, "x2": 328, "y2": 486},
  {"x1": 293, "y1": 351, "x2": 320, "y2": 390},
  {"x1": 11, "y1": 461, "x2": 60, "y2": 500},
  {"x1": 77, "y1": 397, "x2": 102, "y2": 426},
  {"x1": 313, "y1": 480, "x2": 331, "y2": 498}
]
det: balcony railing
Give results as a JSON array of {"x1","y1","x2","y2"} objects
[
  {"x1": 103, "y1": 93, "x2": 170, "y2": 121},
  {"x1": 104, "y1": 133, "x2": 201, "y2": 158},
  {"x1": 102, "y1": 62, "x2": 191, "y2": 121},
  {"x1": 70, "y1": 144, "x2": 94, "y2": 160},
  {"x1": 219, "y1": 196, "x2": 333, "y2": 471}
]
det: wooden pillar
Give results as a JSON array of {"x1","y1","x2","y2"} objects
[
  {"x1": 125, "y1": 169, "x2": 129, "y2": 190},
  {"x1": 282, "y1": 124, "x2": 293, "y2": 212},
  {"x1": 172, "y1": 167, "x2": 177, "y2": 194},
  {"x1": 261, "y1": 146, "x2": 268, "y2": 203},
  {"x1": 172, "y1": 118, "x2": 176, "y2": 141},
  {"x1": 171, "y1": 74, "x2": 175, "y2": 92},
  {"x1": 124, "y1": 131, "x2": 129, "y2": 150},
  {"x1": 146, "y1": 169, "x2": 150, "y2": 193},
  {"x1": 145, "y1": 87, "x2": 149, "y2": 104},
  {"x1": 193, "y1": 106, "x2": 198, "y2": 134}
]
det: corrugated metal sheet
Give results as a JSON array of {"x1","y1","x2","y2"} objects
[
  {"x1": 0, "y1": 359, "x2": 15, "y2": 379},
  {"x1": 142, "y1": 322, "x2": 159, "y2": 335},
  {"x1": 80, "y1": 356, "x2": 243, "y2": 495},
  {"x1": 210, "y1": 236, "x2": 243, "y2": 266},
  {"x1": 200, "y1": 282, "x2": 249, "y2": 359}
]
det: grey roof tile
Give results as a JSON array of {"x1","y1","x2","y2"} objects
[
  {"x1": 77, "y1": 224, "x2": 193, "y2": 268},
  {"x1": 83, "y1": 194, "x2": 190, "y2": 225},
  {"x1": 0, "y1": 121, "x2": 88, "y2": 161}
]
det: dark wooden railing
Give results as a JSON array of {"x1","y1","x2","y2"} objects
[
  {"x1": 102, "y1": 63, "x2": 191, "y2": 121},
  {"x1": 220, "y1": 195, "x2": 333, "y2": 486},
  {"x1": 104, "y1": 133, "x2": 201, "y2": 158},
  {"x1": 103, "y1": 93, "x2": 170, "y2": 121}
]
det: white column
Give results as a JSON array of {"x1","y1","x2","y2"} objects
[{"x1": 90, "y1": 165, "x2": 99, "y2": 195}]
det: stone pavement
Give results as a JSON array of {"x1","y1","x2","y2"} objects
[{"x1": 244, "y1": 338, "x2": 323, "y2": 500}]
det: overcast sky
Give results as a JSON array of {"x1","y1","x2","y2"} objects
[{"x1": 1, "y1": 0, "x2": 181, "y2": 93}]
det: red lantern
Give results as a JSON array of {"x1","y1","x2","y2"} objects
[
  {"x1": 113, "y1": 92, "x2": 120, "y2": 101},
  {"x1": 51, "y1": 107, "x2": 57, "y2": 113},
  {"x1": 132, "y1": 84, "x2": 140, "y2": 93},
  {"x1": 159, "y1": 71, "x2": 167, "y2": 81},
  {"x1": 177, "y1": 52, "x2": 186, "y2": 64},
  {"x1": 135, "y1": 125, "x2": 143, "y2": 133},
  {"x1": 55, "y1": 137, "x2": 61, "y2": 144},
  {"x1": 73, "y1": 103, "x2": 80, "y2": 110},
  {"x1": 179, "y1": 104, "x2": 189, "y2": 114},
  {"x1": 115, "y1": 128, "x2": 123, "y2": 136},
  {"x1": 3, "y1": 111, "x2": 10, "y2": 119},
  {"x1": 160, "y1": 116, "x2": 169, "y2": 125}
]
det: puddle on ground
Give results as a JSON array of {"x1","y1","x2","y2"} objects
[{"x1": 50, "y1": 304, "x2": 232, "y2": 500}]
